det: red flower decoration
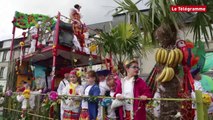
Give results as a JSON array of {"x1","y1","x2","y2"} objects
[{"x1": 69, "y1": 89, "x2": 73, "y2": 94}]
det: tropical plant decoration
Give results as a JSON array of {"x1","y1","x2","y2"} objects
[
  {"x1": 95, "y1": 22, "x2": 147, "y2": 74},
  {"x1": 113, "y1": 0, "x2": 213, "y2": 119}
]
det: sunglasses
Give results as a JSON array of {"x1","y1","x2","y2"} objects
[{"x1": 130, "y1": 66, "x2": 140, "y2": 70}]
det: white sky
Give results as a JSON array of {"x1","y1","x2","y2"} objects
[{"x1": 0, "y1": 0, "x2": 148, "y2": 41}]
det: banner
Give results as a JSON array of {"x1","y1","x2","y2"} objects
[{"x1": 14, "y1": 11, "x2": 55, "y2": 29}]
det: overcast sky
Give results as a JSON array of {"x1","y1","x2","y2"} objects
[{"x1": 0, "y1": 0, "x2": 148, "y2": 41}]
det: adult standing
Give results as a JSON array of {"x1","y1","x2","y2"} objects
[{"x1": 115, "y1": 60, "x2": 152, "y2": 120}]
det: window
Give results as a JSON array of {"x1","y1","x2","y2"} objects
[
  {"x1": 2, "y1": 51, "x2": 8, "y2": 61},
  {"x1": 0, "y1": 67, "x2": 5, "y2": 78}
]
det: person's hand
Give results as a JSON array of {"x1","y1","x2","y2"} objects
[
  {"x1": 140, "y1": 95, "x2": 147, "y2": 100},
  {"x1": 116, "y1": 94, "x2": 124, "y2": 100}
]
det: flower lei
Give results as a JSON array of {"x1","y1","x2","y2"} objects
[
  {"x1": 22, "y1": 89, "x2": 31, "y2": 99},
  {"x1": 69, "y1": 82, "x2": 78, "y2": 95}
]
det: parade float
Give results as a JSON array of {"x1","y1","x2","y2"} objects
[{"x1": 2, "y1": 11, "x2": 111, "y2": 119}]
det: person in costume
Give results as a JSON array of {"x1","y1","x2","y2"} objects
[
  {"x1": 79, "y1": 70, "x2": 100, "y2": 120},
  {"x1": 57, "y1": 73, "x2": 70, "y2": 120},
  {"x1": 114, "y1": 60, "x2": 152, "y2": 120},
  {"x1": 96, "y1": 69, "x2": 111, "y2": 120},
  {"x1": 16, "y1": 83, "x2": 41, "y2": 118},
  {"x1": 104, "y1": 74, "x2": 120, "y2": 119},
  {"x1": 61, "y1": 69, "x2": 84, "y2": 120},
  {"x1": 70, "y1": 4, "x2": 87, "y2": 49}
]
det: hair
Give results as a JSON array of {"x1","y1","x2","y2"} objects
[
  {"x1": 87, "y1": 70, "x2": 99, "y2": 85},
  {"x1": 76, "y1": 76, "x2": 82, "y2": 85},
  {"x1": 69, "y1": 72, "x2": 82, "y2": 85},
  {"x1": 125, "y1": 60, "x2": 138, "y2": 68},
  {"x1": 74, "y1": 4, "x2": 81, "y2": 9}
]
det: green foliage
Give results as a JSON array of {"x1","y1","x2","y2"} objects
[
  {"x1": 95, "y1": 23, "x2": 145, "y2": 64},
  {"x1": 114, "y1": 0, "x2": 213, "y2": 47}
]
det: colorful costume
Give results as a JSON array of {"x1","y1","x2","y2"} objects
[
  {"x1": 57, "y1": 78, "x2": 69, "y2": 120},
  {"x1": 114, "y1": 77, "x2": 152, "y2": 120},
  {"x1": 80, "y1": 84, "x2": 100, "y2": 120},
  {"x1": 62, "y1": 82, "x2": 84, "y2": 120},
  {"x1": 70, "y1": 8, "x2": 86, "y2": 48}
]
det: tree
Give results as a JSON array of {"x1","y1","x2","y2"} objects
[
  {"x1": 95, "y1": 22, "x2": 152, "y2": 74},
  {"x1": 112, "y1": 0, "x2": 213, "y2": 119}
]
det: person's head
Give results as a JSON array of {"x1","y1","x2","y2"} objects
[
  {"x1": 125, "y1": 60, "x2": 140, "y2": 77},
  {"x1": 69, "y1": 69, "x2": 81, "y2": 85},
  {"x1": 22, "y1": 81, "x2": 30, "y2": 89},
  {"x1": 106, "y1": 75, "x2": 116, "y2": 91},
  {"x1": 86, "y1": 70, "x2": 99, "y2": 85},
  {"x1": 74, "y1": 4, "x2": 81, "y2": 11},
  {"x1": 191, "y1": 66, "x2": 201, "y2": 81},
  {"x1": 96, "y1": 69, "x2": 111, "y2": 82},
  {"x1": 64, "y1": 73, "x2": 69, "y2": 80}
]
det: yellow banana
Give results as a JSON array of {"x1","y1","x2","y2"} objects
[
  {"x1": 156, "y1": 67, "x2": 167, "y2": 82},
  {"x1": 160, "y1": 49, "x2": 165, "y2": 64},
  {"x1": 161, "y1": 67, "x2": 171, "y2": 82},
  {"x1": 166, "y1": 50, "x2": 172, "y2": 66},
  {"x1": 172, "y1": 48, "x2": 180, "y2": 67},
  {"x1": 169, "y1": 67, "x2": 175, "y2": 81},
  {"x1": 168, "y1": 50, "x2": 175, "y2": 66},
  {"x1": 177, "y1": 48, "x2": 183, "y2": 64},
  {"x1": 156, "y1": 48, "x2": 162, "y2": 64},
  {"x1": 155, "y1": 49, "x2": 160, "y2": 63},
  {"x1": 162, "y1": 49, "x2": 168, "y2": 64}
]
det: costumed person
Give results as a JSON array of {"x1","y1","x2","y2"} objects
[
  {"x1": 70, "y1": 4, "x2": 86, "y2": 49},
  {"x1": 152, "y1": 87, "x2": 161, "y2": 119},
  {"x1": 114, "y1": 60, "x2": 152, "y2": 120},
  {"x1": 57, "y1": 73, "x2": 70, "y2": 120},
  {"x1": 28, "y1": 23, "x2": 39, "y2": 54},
  {"x1": 79, "y1": 70, "x2": 100, "y2": 120},
  {"x1": 190, "y1": 67, "x2": 204, "y2": 120},
  {"x1": 16, "y1": 83, "x2": 41, "y2": 118},
  {"x1": 61, "y1": 69, "x2": 84, "y2": 120},
  {"x1": 96, "y1": 69, "x2": 111, "y2": 120},
  {"x1": 103, "y1": 74, "x2": 120, "y2": 119}
]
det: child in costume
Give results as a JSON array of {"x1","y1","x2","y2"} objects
[
  {"x1": 104, "y1": 74, "x2": 120, "y2": 119},
  {"x1": 96, "y1": 69, "x2": 110, "y2": 120},
  {"x1": 61, "y1": 69, "x2": 84, "y2": 120},
  {"x1": 80, "y1": 70, "x2": 100, "y2": 120}
]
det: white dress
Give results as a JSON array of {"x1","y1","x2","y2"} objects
[{"x1": 61, "y1": 84, "x2": 84, "y2": 113}]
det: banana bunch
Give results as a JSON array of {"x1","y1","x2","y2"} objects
[
  {"x1": 155, "y1": 48, "x2": 168, "y2": 65},
  {"x1": 156, "y1": 67, "x2": 175, "y2": 83},
  {"x1": 166, "y1": 48, "x2": 183, "y2": 67}
]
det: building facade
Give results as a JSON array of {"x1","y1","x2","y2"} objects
[{"x1": 0, "y1": 38, "x2": 23, "y2": 91}]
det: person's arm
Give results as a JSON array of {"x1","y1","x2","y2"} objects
[
  {"x1": 114, "y1": 80, "x2": 123, "y2": 99},
  {"x1": 17, "y1": 95, "x2": 24, "y2": 102},
  {"x1": 139, "y1": 78, "x2": 152, "y2": 100},
  {"x1": 57, "y1": 82, "x2": 63, "y2": 95},
  {"x1": 92, "y1": 85, "x2": 100, "y2": 97}
]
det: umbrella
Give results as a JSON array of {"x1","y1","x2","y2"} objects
[{"x1": 200, "y1": 74, "x2": 213, "y2": 93}]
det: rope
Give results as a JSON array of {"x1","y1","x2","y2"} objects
[
  {"x1": 3, "y1": 107, "x2": 53, "y2": 120},
  {"x1": 3, "y1": 92, "x2": 195, "y2": 102}
]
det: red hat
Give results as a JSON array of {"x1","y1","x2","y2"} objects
[{"x1": 69, "y1": 68, "x2": 79, "y2": 76}]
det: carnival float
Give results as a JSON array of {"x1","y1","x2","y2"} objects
[{"x1": 2, "y1": 10, "x2": 111, "y2": 119}]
